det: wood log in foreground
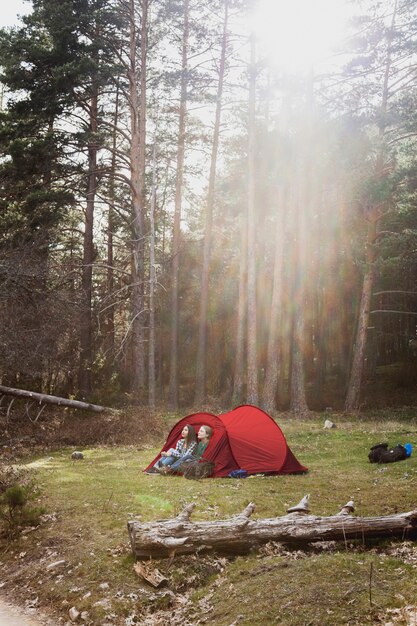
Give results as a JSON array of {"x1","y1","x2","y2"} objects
[
  {"x1": 127, "y1": 503, "x2": 417, "y2": 559},
  {"x1": 0, "y1": 384, "x2": 116, "y2": 414}
]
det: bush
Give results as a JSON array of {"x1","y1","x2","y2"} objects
[
  {"x1": 0, "y1": 464, "x2": 28, "y2": 493},
  {"x1": 1, "y1": 406, "x2": 165, "y2": 448},
  {"x1": 0, "y1": 464, "x2": 44, "y2": 538}
]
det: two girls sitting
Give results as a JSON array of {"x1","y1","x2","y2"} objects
[{"x1": 146, "y1": 424, "x2": 212, "y2": 475}]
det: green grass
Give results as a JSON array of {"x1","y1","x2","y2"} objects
[
  {"x1": 198, "y1": 551, "x2": 417, "y2": 626},
  {"x1": 0, "y1": 412, "x2": 416, "y2": 625}
]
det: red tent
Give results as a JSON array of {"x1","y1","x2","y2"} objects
[{"x1": 144, "y1": 405, "x2": 307, "y2": 477}]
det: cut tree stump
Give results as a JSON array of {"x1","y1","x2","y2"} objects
[{"x1": 127, "y1": 502, "x2": 417, "y2": 559}]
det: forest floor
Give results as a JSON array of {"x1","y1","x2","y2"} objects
[
  {"x1": 0, "y1": 407, "x2": 417, "y2": 625},
  {"x1": 0, "y1": 597, "x2": 51, "y2": 626}
]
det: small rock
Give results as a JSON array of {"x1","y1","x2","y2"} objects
[
  {"x1": 93, "y1": 598, "x2": 112, "y2": 610},
  {"x1": 71, "y1": 451, "x2": 84, "y2": 460},
  {"x1": 69, "y1": 606, "x2": 80, "y2": 622},
  {"x1": 323, "y1": 419, "x2": 336, "y2": 429},
  {"x1": 99, "y1": 582, "x2": 109, "y2": 590},
  {"x1": 80, "y1": 611, "x2": 89, "y2": 621}
]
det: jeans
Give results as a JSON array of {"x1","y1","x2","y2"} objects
[
  {"x1": 169, "y1": 453, "x2": 194, "y2": 472},
  {"x1": 155, "y1": 453, "x2": 194, "y2": 472},
  {"x1": 155, "y1": 455, "x2": 176, "y2": 468}
]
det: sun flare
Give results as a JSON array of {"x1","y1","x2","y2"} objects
[{"x1": 252, "y1": 0, "x2": 353, "y2": 73}]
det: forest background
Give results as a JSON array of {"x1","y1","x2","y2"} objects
[{"x1": 1, "y1": 0, "x2": 417, "y2": 417}]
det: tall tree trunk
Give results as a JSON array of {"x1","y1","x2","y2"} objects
[
  {"x1": 148, "y1": 141, "x2": 157, "y2": 409},
  {"x1": 262, "y1": 186, "x2": 286, "y2": 412},
  {"x1": 344, "y1": 242, "x2": 376, "y2": 411},
  {"x1": 335, "y1": 196, "x2": 356, "y2": 389},
  {"x1": 246, "y1": 33, "x2": 258, "y2": 405},
  {"x1": 168, "y1": 0, "x2": 189, "y2": 410},
  {"x1": 289, "y1": 131, "x2": 310, "y2": 417},
  {"x1": 194, "y1": 0, "x2": 229, "y2": 405},
  {"x1": 289, "y1": 232, "x2": 309, "y2": 416},
  {"x1": 344, "y1": 1, "x2": 397, "y2": 412},
  {"x1": 29, "y1": 118, "x2": 54, "y2": 392},
  {"x1": 105, "y1": 82, "x2": 120, "y2": 364},
  {"x1": 137, "y1": 0, "x2": 148, "y2": 394},
  {"x1": 310, "y1": 182, "x2": 326, "y2": 400},
  {"x1": 79, "y1": 81, "x2": 98, "y2": 398},
  {"x1": 232, "y1": 209, "x2": 247, "y2": 405},
  {"x1": 128, "y1": 0, "x2": 147, "y2": 403}
]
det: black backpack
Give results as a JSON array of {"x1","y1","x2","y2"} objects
[
  {"x1": 368, "y1": 443, "x2": 388, "y2": 463},
  {"x1": 368, "y1": 442, "x2": 407, "y2": 464}
]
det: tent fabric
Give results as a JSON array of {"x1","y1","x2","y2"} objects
[
  {"x1": 144, "y1": 412, "x2": 241, "y2": 477},
  {"x1": 144, "y1": 405, "x2": 308, "y2": 477}
]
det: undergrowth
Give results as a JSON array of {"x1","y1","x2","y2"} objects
[
  {"x1": 0, "y1": 464, "x2": 44, "y2": 538},
  {"x1": 0, "y1": 409, "x2": 415, "y2": 625}
]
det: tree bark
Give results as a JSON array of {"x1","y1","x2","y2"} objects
[
  {"x1": 128, "y1": 0, "x2": 147, "y2": 403},
  {"x1": 289, "y1": 79, "x2": 313, "y2": 417},
  {"x1": 344, "y1": 262, "x2": 375, "y2": 410},
  {"x1": 0, "y1": 385, "x2": 115, "y2": 413},
  {"x1": 246, "y1": 33, "x2": 258, "y2": 405},
  {"x1": 137, "y1": 0, "x2": 148, "y2": 394},
  {"x1": 127, "y1": 503, "x2": 417, "y2": 559},
  {"x1": 148, "y1": 142, "x2": 157, "y2": 409},
  {"x1": 344, "y1": 0, "x2": 397, "y2": 412},
  {"x1": 78, "y1": 78, "x2": 98, "y2": 399},
  {"x1": 194, "y1": 0, "x2": 229, "y2": 405},
  {"x1": 104, "y1": 82, "x2": 120, "y2": 365},
  {"x1": 290, "y1": 304, "x2": 309, "y2": 415},
  {"x1": 262, "y1": 186, "x2": 286, "y2": 412},
  {"x1": 168, "y1": 0, "x2": 189, "y2": 410},
  {"x1": 289, "y1": 175, "x2": 309, "y2": 416},
  {"x1": 232, "y1": 208, "x2": 247, "y2": 405}
]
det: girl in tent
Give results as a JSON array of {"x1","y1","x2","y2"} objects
[
  {"x1": 146, "y1": 425, "x2": 197, "y2": 474},
  {"x1": 165, "y1": 425, "x2": 213, "y2": 474}
]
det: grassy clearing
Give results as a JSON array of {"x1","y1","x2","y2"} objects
[
  {"x1": 198, "y1": 550, "x2": 417, "y2": 626},
  {"x1": 0, "y1": 411, "x2": 416, "y2": 625}
]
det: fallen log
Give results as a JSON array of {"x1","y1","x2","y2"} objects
[
  {"x1": 0, "y1": 384, "x2": 116, "y2": 415},
  {"x1": 127, "y1": 502, "x2": 417, "y2": 559}
]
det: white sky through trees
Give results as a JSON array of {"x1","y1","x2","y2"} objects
[
  {"x1": 250, "y1": 0, "x2": 355, "y2": 74},
  {"x1": 1, "y1": 0, "x2": 31, "y2": 27},
  {"x1": 2, "y1": 0, "x2": 354, "y2": 76}
]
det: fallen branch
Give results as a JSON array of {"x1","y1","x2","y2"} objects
[
  {"x1": 0, "y1": 384, "x2": 116, "y2": 414},
  {"x1": 127, "y1": 501, "x2": 417, "y2": 559}
]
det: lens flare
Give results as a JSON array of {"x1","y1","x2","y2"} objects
[{"x1": 251, "y1": 0, "x2": 353, "y2": 73}]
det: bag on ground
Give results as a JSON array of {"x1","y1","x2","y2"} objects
[
  {"x1": 368, "y1": 442, "x2": 407, "y2": 464},
  {"x1": 179, "y1": 459, "x2": 215, "y2": 480}
]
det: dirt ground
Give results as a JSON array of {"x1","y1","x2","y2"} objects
[{"x1": 0, "y1": 597, "x2": 52, "y2": 626}]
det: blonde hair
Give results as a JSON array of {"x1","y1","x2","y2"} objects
[{"x1": 201, "y1": 425, "x2": 212, "y2": 439}]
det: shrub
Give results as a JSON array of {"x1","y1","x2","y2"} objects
[{"x1": 0, "y1": 464, "x2": 44, "y2": 538}]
